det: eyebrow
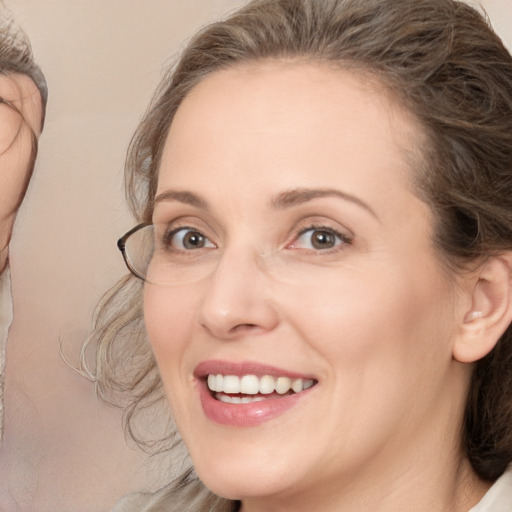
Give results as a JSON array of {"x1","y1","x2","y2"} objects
[
  {"x1": 154, "y1": 187, "x2": 378, "y2": 220},
  {"x1": 272, "y1": 188, "x2": 379, "y2": 220},
  {"x1": 154, "y1": 190, "x2": 209, "y2": 209}
]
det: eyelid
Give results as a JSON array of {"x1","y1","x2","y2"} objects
[
  {"x1": 154, "y1": 212, "x2": 221, "y2": 238},
  {"x1": 164, "y1": 226, "x2": 216, "y2": 249},
  {"x1": 286, "y1": 223, "x2": 353, "y2": 251},
  {"x1": 155, "y1": 215, "x2": 214, "y2": 235},
  {"x1": 299, "y1": 224, "x2": 352, "y2": 242}
]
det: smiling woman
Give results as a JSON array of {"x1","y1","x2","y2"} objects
[{"x1": 83, "y1": 0, "x2": 512, "y2": 511}]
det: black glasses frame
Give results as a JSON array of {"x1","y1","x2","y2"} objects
[{"x1": 117, "y1": 222, "x2": 152, "y2": 281}]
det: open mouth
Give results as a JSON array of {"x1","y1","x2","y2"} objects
[{"x1": 207, "y1": 374, "x2": 317, "y2": 404}]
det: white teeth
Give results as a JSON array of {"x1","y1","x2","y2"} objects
[
  {"x1": 223, "y1": 375, "x2": 240, "y2": 394},
  {"x1": 207, "y1": 374, "x2": 316, "y2": 395},
  {"x1": 259, "y1": 375, "x2": 275, "y2": 394},
  {"x1": 291, "y1": 378, "x2": 303, "y2": 393},
  {"x1": 240, "y1": 375, "x2": 260, "y2": 394},
  {"x1": 217, "y1": 393, "x2": 267, "y2": 404},
  {"x1": 214, "y1": 374, "x2": 223, "y2": 392},
  {"x1": 208, "y1": 374, "x2": 226, "y2": 392},
  {"x1": 303, "y1": 379, "x2": 314, "y2": 389},
  {"x1": 276, "y1": 377, "x2": 292, "y2": 394}
]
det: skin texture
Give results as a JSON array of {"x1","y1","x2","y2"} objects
[
  {"x1": 0, "y1": 73, "x2": 42, "y2": 272},
  {"x1": 144, "y1": 62, "x2": 501, "y2": 512}
]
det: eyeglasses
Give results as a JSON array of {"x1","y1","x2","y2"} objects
[
  {"x1": 119, "y1": 221, "x2": 352, "y2": 287},
  {"x1": 118, "y1": 222, "x2": 214, "y2": 285},
  {"x1": 118, "y1": 223, "x2": 154, "y2": 282}
]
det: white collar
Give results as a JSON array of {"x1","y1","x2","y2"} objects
[{"x1": 469, "y1": 467, "x2": 512, "y2": 511}]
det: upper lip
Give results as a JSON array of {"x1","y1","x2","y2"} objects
[{"x1": 194, "y1": 360, "x2": 317, "y2": 380}]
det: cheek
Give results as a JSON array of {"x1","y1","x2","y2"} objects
[
  {"x1": 283, "y1": 261, "x2": 456, "y2": 379},
  {"x1": 143, "y1": 285, "x2": 197, "y2": 377},
  {"x1": 284, "y1": 265, "x2": 457, "y2": 441}
]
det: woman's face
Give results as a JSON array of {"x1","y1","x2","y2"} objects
[
  {"x1": 0, "y1": 73, "x2": 42, "y2": 271},
  {"x1": 145, "y1": 62, "x2": 470, "y2": 508}
]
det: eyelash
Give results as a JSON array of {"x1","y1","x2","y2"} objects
[
  {"x1": 288, "y1": 224, "x2": 352, "y2": 253},
  {"x1": 160, "y1": 223, "x2": 353, "y2": 254},
  {"x1": 162, "y1": 226, "x2": 216, "y2": 252}
]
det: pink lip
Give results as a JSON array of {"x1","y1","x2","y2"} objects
[{"x1": 194, "y1": 360, "x2": 317, "y2": 427}]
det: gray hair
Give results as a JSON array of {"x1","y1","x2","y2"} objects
[{"x1": 0, "y1": 3, "x2": 48, "y2": 121}]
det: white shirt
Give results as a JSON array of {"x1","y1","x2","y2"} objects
[{"x1": 470, "y1": 467, "x2": 512, "y2": 511}]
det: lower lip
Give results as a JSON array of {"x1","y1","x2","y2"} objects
[{"x1": 198, "y1": 382, "x2": 312, "y2": 427}]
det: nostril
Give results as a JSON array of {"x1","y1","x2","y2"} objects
[{"x1": 231, "y1": 323, "x2": 258, "y2": 333}]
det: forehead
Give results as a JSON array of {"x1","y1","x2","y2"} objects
[{"x1": 158, "y1": 61, "x2": 425, "y2": 204}]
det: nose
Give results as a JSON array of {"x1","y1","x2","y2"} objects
[{"x1": 197, "y1": 247, "x2": 279, "y2": 340}]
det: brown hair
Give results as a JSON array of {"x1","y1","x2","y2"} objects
[{"x1": 84, "y1": 0, "x2": 512, "y2": 490}]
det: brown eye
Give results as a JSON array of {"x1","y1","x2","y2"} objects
[
  {"x1": 310, "y1": 230, "x2": 337, "y2": 249},
  {"x1": 293, "y1": 227, "x2": 348, "y2": 250},
  {"x1": 182, "y1": 231, "x2": 206, "y2": 249},
  {"x1": 168, "y1": 228, "x2": 215, "y2": 250}
]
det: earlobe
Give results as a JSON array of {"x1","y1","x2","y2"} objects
[{"x1": 453, "y1": 254, "x2": 512, "y2": 364}]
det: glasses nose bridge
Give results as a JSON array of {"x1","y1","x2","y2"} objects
[
  {"x1": 197, "y1": 241, "x2": 279, "y2": 337},
  {"x1": 213, "y1": 239, "x2": 270, "y2": 287}
]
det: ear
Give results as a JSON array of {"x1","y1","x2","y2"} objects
[{"x1": 453, "y1": 254, "x2": 512, "y2": 363}]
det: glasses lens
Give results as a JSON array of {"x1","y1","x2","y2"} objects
[
  {"x1": 123, "y1": 224, "x2": 155, "y2": 280},
  {"x1": 123, "y1": 223, "x2": 216, "y2": 285}
]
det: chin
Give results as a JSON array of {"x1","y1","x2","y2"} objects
[
  {"x1": 188, "y1": 441, "x2": 302, "y2": 501},
  {"x1": 196, "y1": 467, "x2": 285, "y2": 502}
]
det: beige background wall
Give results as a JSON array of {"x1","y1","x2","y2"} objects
[{"x1": 0, "y1": 1, "x2": 509, "y2": 511}]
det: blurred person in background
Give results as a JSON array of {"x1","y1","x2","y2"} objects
[{"x1": 0, "y1": 1, "x2": 46, "y2": 440}]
